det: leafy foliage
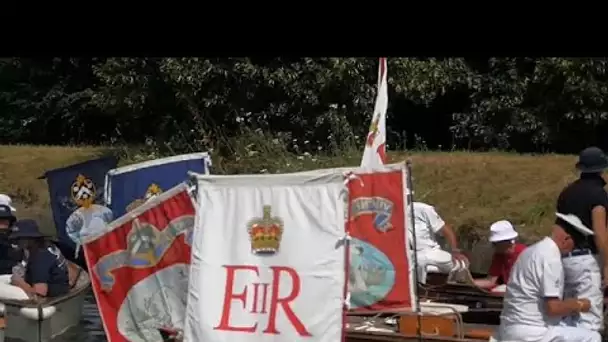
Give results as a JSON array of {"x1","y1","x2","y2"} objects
[{"x1": 0, "y1": 57, "x2": 607, "y2": 154}]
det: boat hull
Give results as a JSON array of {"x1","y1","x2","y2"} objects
[{"x1": 2, "y1": 270, "x2": 90, "y2": 342}]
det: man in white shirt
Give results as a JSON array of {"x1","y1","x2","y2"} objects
[
  {"x1": 495, "y1": 213, "x2": 600, "y2": 342},
  {"x1": 410, "y1": 202, "x2": 467, "y2": 284}
]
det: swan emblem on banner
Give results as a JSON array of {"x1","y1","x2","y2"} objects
[
  {"x1": 348, "y1": 238, "x2": 396, "y2": 309},
  {"x1": 93, "y1": 215, "x2": 194, "y2": 291}
]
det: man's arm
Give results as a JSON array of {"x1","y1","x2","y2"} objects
[
  {"x1": 11, "y1": 277, "x2": 34, "y2": 294},
  {"x1": 474, "y1": 276, "x2": 498, "y2": 289},
  {"x1": 474, "y1": 257, "x2": 500, "y2": 288},
  {"x1": 32, "y1": 283, "x2": 48, "y2": 297},
  {"x1": 591, "y1": 205, "x2": 608, "y2": 267},
  {"x1": 425, "y1": 205, "x2": 467, "y2": 262},
  {"x1": 22, "y1": 255, "x2": 51, "y2": 297},
  {"x1": 545, "y1": 297, "x2": 588, "y2": 317},
  {"x1": 541, "y1": 259, "x2": 588, "y2": 317},
  {"x1": 440, "y1": 224, "x2": 460, "y2": 252},
  {"x1": 423, "y1": 205, "x2": 458, "y2": 250}
]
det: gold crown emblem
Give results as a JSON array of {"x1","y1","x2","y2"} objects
[
  {"x1": 247, "y1": 205, "x2": 283, "y2": 255},
  {"x1": 126, "y1": 184, "x2": 163, "y2": 212},
  {"x1": 145, "y1": 183, "x2": 162, "y2": 199},
  {"x1": 71, "y1": 174, "x2": 95, "y2": 208}
]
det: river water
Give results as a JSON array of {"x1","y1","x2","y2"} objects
[{"x1": 53, "y1": 291, "x2": 106, "y2": 341}]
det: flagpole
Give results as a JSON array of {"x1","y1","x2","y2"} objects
[{"x1": 406, "y1": 160, "x2": 422, "y2": 341}]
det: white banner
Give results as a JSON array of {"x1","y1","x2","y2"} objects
[
  {"x1": 185, "y1": 171, "x2": 347, "y2": 342},
  {"x1": 187, "y1": 162, "x2": 404, "y2": 179},
  {"x1": 361, "y1": 57, "x2": 388, "y2": 167}
]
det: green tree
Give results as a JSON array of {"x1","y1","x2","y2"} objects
[{"x1": 1, "y1": 57, "x2": 608, "y2": 154}]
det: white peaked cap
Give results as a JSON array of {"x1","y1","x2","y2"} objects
[
  {"x1": 556, "y1": 213, "x2": 594, "y2": 236},
  {"x1": 489, "y1": 220, "x2": 518, "y2": 242},
  {"x1": 0, "y1": 194, "x2": 16, "y2": 212}
]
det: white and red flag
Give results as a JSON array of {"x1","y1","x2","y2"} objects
[
  {"x1": 185, "y1": 171, "x2": 348, "y2": 342},
  {"x1": 360, "y1": 57, "x2": 388, "y2": 167},
  {"x1": 83, "y1": 183, "x2": 195, "y2": 342},
  {"x1": 354, "y1": 59, "x2": 419, "y2": 311},
  {"x1": 293, "y1": 164, "x2": 416, "y2": 312}
]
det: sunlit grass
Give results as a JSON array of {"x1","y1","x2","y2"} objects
[{"x1": 0, "y1": 139, "x2": 578, "y2": 246}]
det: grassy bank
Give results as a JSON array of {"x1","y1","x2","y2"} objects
[{"x1": 0, "y1": 145, "x2": 578, "y2": 244}]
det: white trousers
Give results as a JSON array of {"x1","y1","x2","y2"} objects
[
  {"x1": 496, "y1": 324, "x2": 601, "y2": 342},
  {"x1": 416, "y1": 248, "x2": 465, "y2": 284},
  {"x1": 562, "y1": 254, "x2": 603, "y2": 332}
]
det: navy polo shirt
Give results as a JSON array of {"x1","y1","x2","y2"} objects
[
  {"x1": 0, "y1": 239, "x2": 22, "y2": 275},
  {"x1": 557, "y1": 173, "x2": 608, "y2": 254},
  {"x1": 25, "y1": 246, "x2": 70, "y2": 297}
]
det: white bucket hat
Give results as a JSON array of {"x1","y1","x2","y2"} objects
[
  {"x1": 556, "y1": 213, "x2": 594, "y2": 236},
  {"x1": 0, "y1": 194, "x2": 16, "y2": 212},
  {"x1": 489, "y1": 220, "x2": 518, "y2": 243}
]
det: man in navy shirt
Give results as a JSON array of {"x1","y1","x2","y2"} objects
[
  {"x1": 9, "y1": 219, "x2": 69, "y2": 298},
  {"x1": 557, "y1": 146, "x2": 608, "y2": 332}
]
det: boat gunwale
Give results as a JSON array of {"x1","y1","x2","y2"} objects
[
  {"x1": 1, "y1": 272, "x2": 91, "y2": 309},
  {"x1": 420, "y1": 282, "x2": 503, "y2": 296},
  {"x1": 347, "y1": 306, "x2": 420, "y2": 316},
  {"x1": 345, "y1": 330, "x2": 488, "y2": 342}
]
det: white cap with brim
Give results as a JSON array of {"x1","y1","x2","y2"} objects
[
  {"x1": 0, "y1": 194, "x2": 16, "y2": 212},
  {"x1": 556, "y1": 213, "x2": 594, "y2": 236},
  {"x1": 489, "y1": 220, "x2": 519, "y2": 242}
]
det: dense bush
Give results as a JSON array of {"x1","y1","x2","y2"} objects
[{"x1": 1, "y1": 57, "x2": 607, "y2": 154}]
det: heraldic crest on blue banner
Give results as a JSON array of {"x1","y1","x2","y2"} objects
[
  {"x1": 126, "y1": 183, "x2": 163, "y2": 212},
  {"x1": 65, "y1": 173, "x2": 113, "y2": 248},
  {"x1": 105, "y1": 152, "x2": 211, "y2": 219},
  {"x1": 41, "y1": 156, "x2": 118, "y2": 268}
]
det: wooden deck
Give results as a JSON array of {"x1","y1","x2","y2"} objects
[{"x1": 345, "y1": 314, "x2": 496, "y2": 342}]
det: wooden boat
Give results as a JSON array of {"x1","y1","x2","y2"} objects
[
  {"x1": 422, "y1": 269, "x2": 608, "y2": 328},
  {"x1": 424, "y1": 270, "x2": 502, "y2": 304},
  {"x1": 345, "y1": 302, "x2": 496, "y2": 341},
  {"x1": 419, "y1": 270, "x2": 503, "y2": 325},
  {"x1": 163, "y1": 303, "x2": 497, "y2": 342},
  {"x1": 0, "y1": 262, "x2": 90, "y2": 342}
]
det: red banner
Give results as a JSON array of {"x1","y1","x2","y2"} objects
[
  {"x1": 347, "y1": 168, "x2": 412, "y2": 312},
  {"x1": 83, "y1": 183, "x2": 194, "y2": 342}
]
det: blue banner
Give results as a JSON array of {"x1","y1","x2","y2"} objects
[
  {"x1": 41, "y1": 156, "x2": 118, "y2": 268},
  {"x1": 105, "y1": 153, "x2": 211, "y2": 218}
]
